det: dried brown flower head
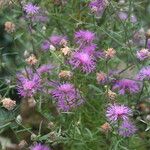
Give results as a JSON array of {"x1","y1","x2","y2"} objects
[
  {"x1": 59, "y1": 70, "x2": 73, "y2": 79},
  {"x1": 96, "y1": 72, "x2": 106, "y2": 83},
  {"x1": 105, "y1": 48, "x2": 116, "y2": 59},
  {"x1": 60, "y1": 46, "x2": 71, "y2": 56},
  {"x1": 1, "y1": 98, "x2": 16, "y2": 110},
  {"x1": 100, "y1": 122, "x2": 112, "y2": 133},
  {"x1": 4, "y1": 21, "x2": 15, "y2": 33},
  {"x1": 25, "y1": 54, "x2": 38, "y2": 65},
  {"x1": 108, "y1": 90, "x2": 117, "y2": 101}
]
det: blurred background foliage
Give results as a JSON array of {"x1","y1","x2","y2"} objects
[{"x1": 0, "y1": 0, "x2": 150, "y2": 150}]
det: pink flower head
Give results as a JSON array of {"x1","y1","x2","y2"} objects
[
  {"x1": 41, "y1": 40, "x2": 50, "y2": 51},
  {"x1": 89, "y1": 0, "x2": 108, "y2": 16},
  {"x1": 49, "y1": 35, "x2": 67, "y2": 47},
  {"x1": 70, "y1": 52, "x2": 96, "y2": 73},
  {"x1": 31, "y1": 143, "x2": 50, "y2": 150},
  {"x1": 37, "y1": 64, "x2": 54, "y2": 75},
  {"x1": 119, "y1": 120, "x2": 137, "y2": 137},
  {"x1": 136, "y1": 66, "x2": 150, "y2": 81},
  {"x1": 17, "y1": 70, "x2": 41, "y2": 97},
  {"x1": 75, "y1": 30, "x2": 95, "y2": 46},
  {"x1": 136, "y1": 48, "x2": 150, "y2": 61},
  {"x1": 118, "y1": 11, "x2": 128, "y2": 21},
  {"x1": 24, "y1": 3, "x2": 40, "y2": 15},
  {"x1": 51, "y1": 83, "x2": 84, "y2": 111},
  {"x1": 106, "y1": 104, "x2": 132, "y2": 123},
  {"x1": 112, "y1": 79, "x2": 140, "y2": 95}
]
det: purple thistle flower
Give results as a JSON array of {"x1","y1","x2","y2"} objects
[
  {"x1": 119, "y1": 120, "x2": 137, "y2": 137},
  {"x1": 69, "y1": 52, "x2": 96, "y2": 73},
  {"x1": 37, "y1": 64, "x2": 54, "y2": 75},
  {"x1": 147, "y1": 39, "x2": 150, "y2": 49},
  {"x1": 136, "y1": 66, "x2": 150, "y2": 81},
  {"x1": 31, "y1": 143, "x2": 50, "y2": 150},
  {"x1": 89, "y1": 0, "x2": 108, "y2": 16},
  {"x1": 82, "y1": 44, "x2": 97, "y2": 55},
  {"x1": 117, "y1": 11, "x2": 128, "y2": 21},
  {"x1": 24, "y1": 3, "x2": 40, "y2": 15},
  {"x1": 106, "y1": 104, "x2": 132, "y2": 123},
  {"x1": 74, "y1": 30, "x2": 95, "y2": 46},
  {"x1": 41, "y1": 40, "x2": 50, "y2": 51},
  {"x1": 17, "y1": 70, "x2": 41, "y2": 97},
  {"x1": 112, "y1": 79, "x2": 140, "y2": 95},
  {"x1": 136, "y1": 48, "x2": 150, "y2": 61},
  {"x1": 49, "y1": 35, "x2": 67, "y2": 47},
  {"x1": 51, "y1": 83, "x2": 84, "y2": 111},
  {"x1": 130, "y1": 14, "x2": 137, "y2": 23}
]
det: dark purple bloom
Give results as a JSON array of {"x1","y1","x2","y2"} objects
[
  {"x1": 24, "y1": 3, "x2": 39, "y2": 15},
  {"x1": 106, "y1": 104, "x2": 132, "y2": 123},
  {"x1": 119, "y1": 120, "x2": 137, "y2": 137},
  {"x1": 147, "y1": 39, "x2": 150, "y2": 49},
  {"x1": 49, "y1": 35, "x2": 67, "y2": 47},
  {"x1": 75, "y1": 30, "x2": 95, "y2": 46},
  {"x1": 41, "y1": 40, "x2": 50, "y2": 51},
  {"x1": 112, "y1": 79, "x2": 140, "y2": 95},
  {"x1": 136, "y1": 66, "x2": 150, "y2": 81},
  {"x1": 31, "y1": 143, "x2": 50, "y2": 150},
  {"x1": 37, "y1": 64, "x2": 54, "y2": 75},
  {"x1": 17, "y1": 70, "x2": 41, "y2": 97},
  {"x1": 136, "y1": 48, "x2": 150, "y2": 61},
  {"x1": 69, "y1": 52, "x2": 96, "y2": 73},
  {"x1": 51, "y1": 83, "x2": 84, "y2": 111},
  {"x1": 82, "y1": 44, "x2": 97, "y2": 55},
  {"x1": 89, "y1": 0, "x2": 108, "y2": 16}
]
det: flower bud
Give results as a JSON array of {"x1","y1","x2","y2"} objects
[
  {"x1": 1, "y1": 98, "x2": 16, "y2": 110},
  {"x1": 48, "y1": 122, "x2": 55, "y2": 129},
  {"x1": 50, "y1": 45, "x2": 56, "y2": 51},
  {"x1": 31, "y1": 133, "x2": 37, "y2": 141},
  {"x1": 16, "y1": 115, "x2": 22, "y2": 124},
  {"x1": 27, "y1": 97, "x2": 36, "y2": 108}
]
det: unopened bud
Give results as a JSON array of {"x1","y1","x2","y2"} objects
[
  {"x1": 48, "y1": 122, "x2": 55, "y2": 129},
  {"x1": 28, "y1": 97, "x2": 36, "y2": 108},
  {"x1": 31, "y1": 133, "x2": 37, "y2": 141},
  {"x1": 16, "y1": 115, "x2": 22, "y2": 124},
  {"x1": 50, "y1": 45, "x2": 56, "y2": 51}
]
